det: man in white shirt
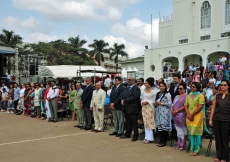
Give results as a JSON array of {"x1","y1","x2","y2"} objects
[
  {"x1": 209, "y1": 74, "x2": 216, "y2": 85},
  {"x1": 2, "y1": 83, "x2": 9, "y2": 92},
  {"x1": 205, "y1": 81, "x2": 214, "y2": 101},
  {"x1": 104, "y1": 75, "x2": 111, "y2": 91},
  {"x1": 47, "y1": 81, "x2": 59, "y2": 122}
]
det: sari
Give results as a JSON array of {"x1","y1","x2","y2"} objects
[
  {"x1": 225, "y1": 70, "x2": 230, "y2": 81},
  {"x1": 172, "y1": 94, "x2": 187, "y2": 143}
]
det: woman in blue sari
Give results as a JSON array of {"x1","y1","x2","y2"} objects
[{"x1": 224, "y1": 66, "x2": 230, "y2": 81}]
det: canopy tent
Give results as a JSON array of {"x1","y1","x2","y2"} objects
[
  {"x1": 0, "y1": 46, "x2": 16, "y2": 55},
  {"x1": 38, "y1": 65, "x2": 108, "y2": 79},
  {"x1": 121, "y1": 68, "x2": 127, "y2": 78}
]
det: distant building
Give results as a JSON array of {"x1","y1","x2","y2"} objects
[
  {"x1": 101, "y1": 53, "x2": 127, "y2": 72},
  {"x1": 144, "y1": 0, "x2": 230, "y2": 79}
]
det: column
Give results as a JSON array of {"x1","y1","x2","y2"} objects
[
  {"x1": 179, "y1": 58, "x2": 184, "y2": 73},
  {"x1": 203, "y1": 57, "x2": 208, "y2": 69},
  {"x1": 15, "y1": 48, "x2": 19, "y2": 84}
]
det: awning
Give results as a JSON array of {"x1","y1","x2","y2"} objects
[
  {"x1": 38, "y1": 65, "x2": 109, "y2": 79},
  {"x1": 0, "y1": 46, "x2": 16, "y2": 55}
]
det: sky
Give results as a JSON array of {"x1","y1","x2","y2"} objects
[{"x1": 0, "y1": 0, "x2": 172, "y2": 58}]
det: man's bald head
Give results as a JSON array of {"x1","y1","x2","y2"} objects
[
  {"x1": 128, "y1": 77, "x2": 135, "y2": 85},
  {"x1": 95, "y1": 82, "x2": 101, "y2": 90}
]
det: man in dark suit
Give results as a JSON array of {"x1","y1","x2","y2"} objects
[
  {"x1": 81, "y1": 77, "x2": 94, "y2": 130},
  {"x1": 109, "y1": 76, "x2": 124, "y2": 137},
  {"x1": 120, "y1": 77, "x2": 141, "y2": 142},
  {"x1": 169, "y1": 73, "x2": 181, "y2": 102}
]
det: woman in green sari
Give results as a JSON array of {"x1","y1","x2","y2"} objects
[
  {"x1": 69, "y1": 84, "x2": 76, "y2": 121},
  {"x1": 184, "y1": 82, "x2": 205, "y2": 156}
]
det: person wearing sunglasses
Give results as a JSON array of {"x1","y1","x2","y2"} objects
[
  {"x1": 170, "y1": 82, "x2": 187, "y2": 151},
  {"x1": 184, "y1": 82, "x2": 205, "y2": 156},
  {"x1": 209, "y1": 80, "x2": 230, "y2": 162}
]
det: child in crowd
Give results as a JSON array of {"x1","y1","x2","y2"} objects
[
  {"x1": 7, "y1": 96, "x2": 14, "y2": 114},
  {"x1": 1, "y1": 88, "x2": 8, "y2": 112}
]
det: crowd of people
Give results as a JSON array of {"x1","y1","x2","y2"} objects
[{"x1": 0, "y1": 68, "x2": 229, "y2": 162}]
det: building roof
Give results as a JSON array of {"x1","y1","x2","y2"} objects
[
  {"x1": 38, "y1": 65, "x2": 108, "y2": 79},
  {"x1": 0, "y1": 46, "x2": 16, "y2": 55},
  {"x1": 119, "y1": 55, "x2": 144, "y2": 64}
]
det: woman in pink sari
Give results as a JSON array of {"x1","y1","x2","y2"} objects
[{"x1": 171, "y1": 82, "x2": 187, "y2": 150}]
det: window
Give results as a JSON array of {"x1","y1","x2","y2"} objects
[
  {"x1": 226, "y1": 0, "x2": 230, "y2": 25},
  {"x1": 179, "y1": 39, "x2": 188, "y2": 44},
  {"x1": 200, "y1": 35, "x2": 210, "y2": 41},
  {"x1": 201, "y1": 1, "x2": 211, "y2": 29}
]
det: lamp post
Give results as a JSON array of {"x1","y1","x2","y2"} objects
[{"x1": 78, "y1": 51, "x2": 83, "y2": 77}]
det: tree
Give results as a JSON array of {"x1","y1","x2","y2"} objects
[
  {"x1": 68, "y1": 35, "x2": 88, "y2": 64},
  {"x1": 88, "y1": 39, "x2": 109, "y2": 66},
  {"x1": 0, "y1": 29, "x2": 23, "y2": 48},
  {"x1": 109, "y1": 43, "x2": 128, "y2": 71}
]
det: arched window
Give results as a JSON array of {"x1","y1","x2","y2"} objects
[
  {"x1": 201, "y1": 1, "x2": 211, "y2": 29},
  {"x1": 226, "y1": 0, "x2": 230, "y2": 25}
]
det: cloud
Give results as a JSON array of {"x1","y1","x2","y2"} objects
[
  {"x1": 12, "y1": 0, "x2": 142, "y2": 22},
  {"x1": 25, "y1": 32, "x2": 58, "y2": 43},
  {"x1": 104, "y1": 18, "x2": 159, "y2": 58},
  {"x1": 111, "y1": 18, "x2": 159, "y2": 46},
  {"x1": 103, "y1": 35, "x2": 144, "y2": 58},
  {"x1": 2, "y1": 16, "x2": 48, "y2": 34}
]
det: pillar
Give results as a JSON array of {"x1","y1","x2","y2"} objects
[
  {"x1": 179, "y1": 58, "x2": 184, "y2": 73},
  {"x1": 15, "y1": 48, "x2": 19, "y2": 84}
]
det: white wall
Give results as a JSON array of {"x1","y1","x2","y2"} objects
[{"x1": 144, "y1": 38, "x2": 230, "y2": 79}]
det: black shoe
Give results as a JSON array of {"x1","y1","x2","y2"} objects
[
  {"x1": 120, "y1": 135, "x2": 131, "y2": 139},
  {"x1": 78, "y1": 126, "x2": 83, "y2": 128},
  {"x1": 131, "y1": 137, "x2": 138, "y2": 142},
  {"x1": 80, "y1": 126, "x2": 87, "y2": 130},
  {"x1": 48, "y1": 119, "x2": 54, "y2": 122},
  {"x1": 53, "y1": 120, "x2": 57, "y2": 123},
  {"x1": 74, "y1": 125, "x2": 79, "y2": 127},
  {"x1": 116, "y1": 133, "x2": 123, "y2": 137},
  {"x1": 109, "y1": 132, "x2": 118, "y2": 136},
  {"x1": 85, "y1": 127, "x2": 91, "y2": 130}
]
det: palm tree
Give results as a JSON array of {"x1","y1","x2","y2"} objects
[
  {"x1": 109, "y1": 43, "x2": 128, "y2": 71},
  {"x1": 68, "y1": 36, "x2": 88, "y2": 61},
  {"x1": 0, "y1": 29, "x2": 23, "y2": 48},
  {"x1": 88, "y1": 39, "x2": 109, "y2": 66}
]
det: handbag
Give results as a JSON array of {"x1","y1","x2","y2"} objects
[{"x1": 104, "y1": 94, "x2": 110, "y2": 105}]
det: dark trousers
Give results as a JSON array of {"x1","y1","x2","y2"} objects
[
  {"x1": 14, "y1": 99, "x2": 19, "y2": 113},
  {"x1": 212, "y1": 71, "x2": 217, "y2": 79},
  {"x1": 158, "y1": 131, "x2": 168, "y2": 145},
  {"x1": 83, "y1": 107, "x2": 92, "y2": 127},
  {"x1": 200, "y1": 73, "x2": 203, "y2": 80},
  {"x1": 213, "y1": 120, "x2": 230, "y2": 161},
  {"x1": 124, "y1": 112, "x2": 138, "y2": 137}
]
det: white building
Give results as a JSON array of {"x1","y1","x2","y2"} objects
[
  {"x1": 101, "y1": 53, "x2": 127, "y2": 72},
  {"x1": 144, "y1": 0, "x2": 230, "y2": 79}
]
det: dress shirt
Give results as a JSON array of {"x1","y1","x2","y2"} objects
[
  {"x1": 14, "y1": 87, "x2": 20, "y2": 101},
  {"x1": 104, "y1": 78, "x2": 111, "y2": 87},
  {"x1": 206, "y1": 88, "x2": 213, "y2": 100},
  {"x1": 47, "y1": 86, "x2": 59, "y2": 99},
  {"x1": 174, "y1": 84, "x2": 178, "y2": 93},
  {"x1": 3, "y1": 86, "x2": 9, "y2": 92}
]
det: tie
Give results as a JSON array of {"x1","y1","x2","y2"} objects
[
  {"x1": 96, "y1": 90, "x2": 98, "y2": 93},
  {"x1": 174, "y1": 84, "x2": 177, "y2": 93}
]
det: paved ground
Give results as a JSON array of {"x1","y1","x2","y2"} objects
[{"x1": 0, "y1": 112, "x2": 215, "y2": 162}]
